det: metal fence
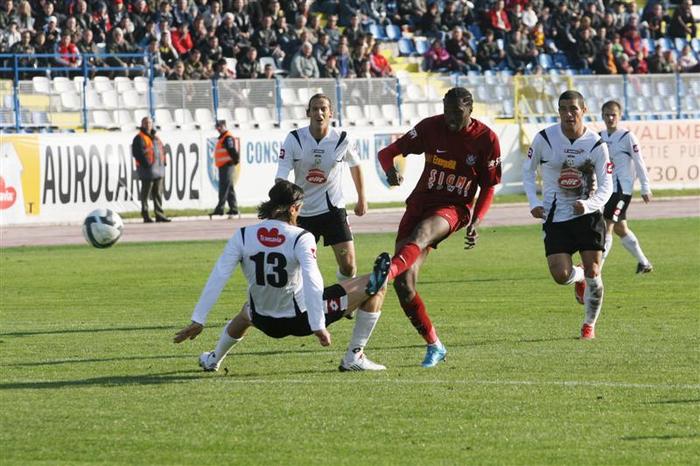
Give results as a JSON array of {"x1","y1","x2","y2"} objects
[{"x1": 1, "y1": 70, "x2": 699, "y2": 133}]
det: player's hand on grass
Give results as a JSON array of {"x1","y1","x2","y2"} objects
[
  {"x1": 465, "y1": 221, "x2": 479, "y2": 249},
  {"x1": 530, "y1": 206, "x2": 545, "y2": 219},
  {"x1": 314, "y1": 328, "x2": 331, "y2": 347},
  {"x1": 173, "y1": 322, "x2": 204, "y2": 343},
  {"x1": 642, "y1": 194, "x2": 651, "y2": 203},
  {"x1": 386, "y1": 167, "x2": 403, "y2": 186}
]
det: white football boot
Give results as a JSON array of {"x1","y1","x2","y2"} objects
[
  {"x1": 338, "y1": 353, "x2": 386, "y2": 372},
  {"x1": 198, "y1": 351, "x2": 221, "y2": 372}
]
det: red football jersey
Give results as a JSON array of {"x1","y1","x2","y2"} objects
[{"x1": 392, "y1": 115, "x2": 501, "y2": 209}]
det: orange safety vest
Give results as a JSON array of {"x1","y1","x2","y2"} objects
[
  {"x1": 215, "y1": 130, "x2": 234, "y2": 168},
  {"x1": 135, "y1": 131, "x2": 164, "y2": 166}
]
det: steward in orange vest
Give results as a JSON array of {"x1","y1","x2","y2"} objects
[
  {"x1": 210, "y1": 120, "x2": 240, "y2": 217},
  {"x1": 132, "y1": 116, "x2": 169, "y2": 223}
]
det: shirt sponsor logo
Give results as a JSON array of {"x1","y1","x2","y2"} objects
[
  {"x1": 465, "y1": 154, "x2": 477, "y2": 166},
  {"x1": 527, "y1": 147, "x2": 533, "y2": 159},
  {"x1": 407, "y1": 128, "x2": 417, "y2": 139},
  {"x1": 257, "y1": 227, "x2": 286, "y2": 247},
  {"x1": 558, "y1": 167, "x2": 583, "y2": 190},
  {"x1": 632, "y1": 144, "x2": 639, "y2": 153},
  {"x1": 0, "y1": 176, "x2": 17, "y2": 209},
  {"x1": 565, "y1": 148, "x2": 584, "y2": 155},
  {"x1": 305, "y1": 168, "x2": 327, "y2": 184},
  {"x1": 488, "y1": 157, "x2": 501, "y2": 169},
  {"x1": 606, "y1": 162, "x2": 614, "y2": 174},
  {"x1": 430, "y1": 154, "x2": 456, "y2": 170},
  {"x1": 279, "y1": 148, "x2": 285, "y2": 160}
]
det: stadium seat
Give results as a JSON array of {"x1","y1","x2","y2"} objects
[
  {"x1": 297, "y1": 87, "x2": 313, "y2": 104},
  {"x1": 113, "y1": 109, "x2": 136, "y2": 129},
  {"x1": 0, "y1": 108, "x2": 15, "y2": 128},
  {"x1": 32, "y1": 77, "x2": 51, "y2": 94},
  {"x1": 404, "y1": 83, "x2": 425, "y2": 102},
  {"x1": 538, "y1": 53, "x2": 554, "y2": 70},
  {"x1": 468, "y1": 24, "x2": 483, "y2": 40},
  {"x1": 133, "y1": 76, "x2": 149, "y2": 93},
  {"x1": 252, "y1": 107, "x2": 275, "y2": 129},
  {"x1": 121, "y1": 90, "x2": 142, "y2": 109},
  {"x1": 133, "y1": 108, "x2": 150, "y2": 125},
  {"x1": 369, "y1": 23, "x2": 387, "y2": 41},
  {"x1": 658, "y1": 37, "x2": 672, "y2": 51},
  {"x1": 233, "y1": 107, "x2": 253, "y2": 129},
  {"x1": 216, "y1": 107, "x2": 234, "y2": 125},
  {"x1": 496, "y1": 38, "x2": 504, "y2": 50},
  {"x1": 114, "y1": 77, "x2": 133, "y2": 93},
  {"x1": 72, "y1": 76, "x2": 86, "y2": 92},
  {"x1": 154, "y1": 108, "x2": 177, "y2": 130},
  {"x1": 345, "y1": 105, "x2": 368, "y2": 126},
  {"x1": 101, "y1": 90, "x2": 119, "y2": 110},
  {"x1": 52, "y1": 77, "x2": 73, "y2": 94},
  {"x1": 365, "y1": 104, "x2": 386, "y2": 126},
  {"x1": 31, "y1": 111, "x2": 51, "y2": 128},
  {"x1": 483, "y1": 69, "x2": 497, "y2": 86},
  {"x1": 400, "y1": 102, "x2": 417, "y2": 124},
  {"x1": 398, "y1": 38, "x2": 417, "y2": 56},
  {"x1": 85, "y1": 89, "x2": 102, "y2": 108},
  {"x1": 60, "y1": 91, "x2": 81, "y2": 111},
  {"x1": 280, "y1": 87, "x2": 298, "y2": 105},
  {"x1": 501, "y1": 99, "x2": 514, "y2": 117},
  {"x1": 260, "y1": 56, "x2": 285, "y2": 76},
  {"x1": 173, "y1": 108, "x2": 197, "y2": 130},
  {"x1": 91, "y1": 110, "x2": 115, "y2": 129},
  {"x1": 380, "y1": 103, "x2": 399, "y2": 125},
  {"x1": 385, "y1": 24, "x2": 401, "y2": 41},
  {"x1": 674, "y1": 38, "x2": 688, "y2": 52},
  {"x1": 692, "y1": 38, "x2": 700, "y2": 53},
  {"x1": 552, "y1": 53, "x2": 570, "y2": 69},
  {"x1": 92, "y1": 76, "x2": 113, "y2": 92},
  {"x1": 414, "y1": 38, "x2": 431, "y2": 55},
  {"x1": 194, "y1": 108, "x2": 215, "y2": 130},
  {"x1": 645, "y1": 38, "x2": 656, "y2": 53}
]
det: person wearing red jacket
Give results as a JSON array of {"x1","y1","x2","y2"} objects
[
  {"x1": 170, "y1": 22, "x2": 193, "y2": 56},
  {"x1": 488, "y1": 0, "x2": 511, "y2": 40},
  {"x1": 377, "y1": 87, "x2": 502, "y2": 368}
]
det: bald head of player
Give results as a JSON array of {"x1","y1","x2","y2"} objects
[
  {"x1": 558, "y1": 90, "x2": 588, "y2": 139},
  {"x1": 443, "y1": 87, "x2": 473, "y2": 132},
  {"x1": 306, "y1": 93, "x2": 333, "y2": 140}
]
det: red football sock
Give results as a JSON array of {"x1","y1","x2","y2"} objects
[
  {"x1": 389, "y1": 242, "x2": 422, "y2": 279},
  {"x1": 400, "y1": 293, "x2": 437, "y2": 344}
]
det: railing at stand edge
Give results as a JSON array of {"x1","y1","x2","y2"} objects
[
  {"x1": 395, "y1": 78, "x2": 403, "y2": 125},
  {"x1": 274, "y1": 77, "x2": 282, "y2": 126},
  {"x1": 211, "y1": 78, "x2": 219, "y2": 123},
  {"x1": 335, "y1": 78, "x2": 343, "y2": 127},
  {"x1": 622, "y1": 74, "x2": 630, "y2": 120}
]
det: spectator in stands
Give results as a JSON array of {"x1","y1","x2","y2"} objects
[
  {"x1": 668, "y1": 0, "x2": 696, "y2": 39},
  {"x1": 33, "y1": 31, "x2": 52, "y2": 69},
  {"x1": 54, "y1": 32, "x2": 81, "y2": 76},
  {"x1": 423, "y1": 38, "x2": 456, "y2": 72},
  {"x1": 211, "y1": 57, "x2": 235, "y2": 79},
  {"x1": 476, "y1": 29, "x2": 505, "y2": 70},
  {"x1": 156, "y1": 1, "x2": 175, "y2": 27},
  {"x1": 679, "y1": 44, "x2": 700, "y2": 73},
  {"x1": 171, "y1": 22, "x2": 194, "y2": 55},
  {"x1": 397, "y1": 0, "x2": 427, "y2": 28},
  {"x1": 2, "y1": 20, "x2": 21, "y2": 49},
  {"x1": 36, "y1": 1, "x2": 62, "y2": 33},
  {"x1": 173, "y1": 0, "x2": 196, "y2": 28},
  {"x1": 306, "y1": 13, "x2": 322, "y2": 44},
  {"x1": 369, "y1": 42, "x2": 394, "y2": 77},
  {"x1": 356, "y1": 58, "x2": 372, "y2": 78},
  {"x1": 339, "y1": 0, "x2": 365, "y2": 27},
  {"x1": 343, "y1": 13, "x2": 364, "y2": 47},
  {"x1": 91, "y1": 2, "x2": 112, "y2": 43},
  {"x1": 262, "y1": 0, "x2": 284, "y2": 21},
  {"x1": 184, "y1": 47, "x2": 207, "y2": 78},
  {"x1": 441, "y1": 1, "x2": 463, "y2": 32},
  {"x1": 0, "y1": 0, "x2": 16, "y2": 31},
  {"x1": 202, "y1": 0, "x2": 223, "y2": 29},
  {"x1": 44, "y1": 16, "x2": 61, "y2": 48},
  {"x1": 292, "y1": 13, "x2": 314, "y2": 44},
  {"x1": 506, "y1": 29, "x2": 538, "y2": 71},
  {"x1": 314, "y1": 32, "x2": 333, "y2": 69},
  {"x1": 274, "y1": 15, "x2": 294, "y2": 58},
  {"x1": 117, "y1": 17, "x2": 137, "y2": 46},
  {"x1": 488, "y1": 0, "x2": 512, "y2": 40},
  {"x1": 611, "y1": 32, "x2": 625, "y2": 59},
  {"x1": 107, "y1": 27, "x2": 137, "y2": 77},
  {"x1": 201, "y1": 35, "x2": 223, "y2": 65},
  {"x1": 522, "y1": 4, "x2": 538, "y2": 30},
  {"x1": 132, "y1": 117, "x2": 170, "y2": 224},
  {"x1": 531, "y1": 22, "x2": 546, "y2": 52},
  {"x1": 15, "y1": 0, "x2": 34, "y2": 33},
  {"x1": 592, "y1": 40, "x2": 618, "y2": 75},
  {"x1": 631, "y1": 50, "x2": 648, "y2": 74},
  {"x1": 62, "y1": 16, "x2": 81, "y2": 40},
  {"x1": 253, "y1": 15, "x2": 278, "y2": 57},
  {"x1": 290, "y1": 40, "x2": 319, "y2": 78},
  {"x1": 507, "y1": 2, "x2": 524, "y2": 32},
  {"x1": 593, "y1": 26, "x2": 608, "y2": 51},
  {"x1": 582, "y1": 2, "x2": 603, "y2": 31},
  {"x1": 610, "y1": 2, "x2": 626, "y2": 31},
  {"x1": 130, "y1": 0, "x2": 149, "y2": 34},
  {"x1": 418, "y1": 1, "x2": 442, "y2": 38},
  {"x1": 231, "y1": 0, "x2": 253, "y2": 43},
  {"x1": 9, "y1": 30, "x2": 35, "y2": 78},
  {"x1": 640, "y1": 3, "x2": 667, "y2": 40},
  {"x1": 110, "y1": 0, "x2": 129, "y2": 29},
  {"x1": 446, "y1": 26, "x2": 481, "y2": 72},
  {"x1": 662, "y1": 49, "x2": 680, "y2": 73},
  {"x1": 236, "y1": 46, "x2": 260, "y2": 78},
  {"x1": 322, "y1": 53, "x2": 341, "y2": 78},
  {"x1": 168, "y1": 59, "x2": 186, "y2": 80},
  {"x1": 218, "y1": 12, "x2": 241, "y2": 58},
  {"x1": 138, "y1": 20, "x2": 160, "y2": 48},
  {"x1": 622, "y1": 20, "x2": 647, "y2": 59},
  {"x1": 144, "y1": 38, "x2": 169, "y2": 77},
  {"x1": 324, "y1": 14, "x2": 341, "y2": 50},
  {"x1": 336, "y1": 42, "x2": 356, "y2": 78},
  {"x1": 616, "y1": 52, "x2": 633, "y2": 74},
  {"x1": 262, "y1": 62, "x2": 276, "y2": 78},
  {"x1": 158, "y1": 31, "x2": 180, "y2": 69}
]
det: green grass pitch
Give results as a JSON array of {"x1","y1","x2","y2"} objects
[{"x1": 1, "y1": 218, "x2": 698, "y2": 465}]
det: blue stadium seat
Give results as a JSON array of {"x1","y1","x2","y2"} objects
[
  {"x1": 538, "y1": 53, "x2": 554, "y2": 70},
  {"x1": 658, "y1": 37, "x2": 672, "y2": 51},
  {"x1": 645, "y1": 38, "x2": 656, "y2": 53},
  {"x1": 552, "y1": 53, "x2": 570, "y2": 69},
  {"x1": 369, "y1": 23, "x2": 387, "y2": 40},
  {"x1": 385, "y1": 24, "x2": 401, "y2": 41},
  {"x1": 398, "y1": 38, "x2": 417, "y2": 56},
  {"x1": 468, "y1": 24, "x2": 483, "y2": 40},
  {"x1": 692, "y1": 38, "x2": 700, "y2": 53},
  {"x1": 415, "y1": 38, "x2": 431, "y2": 55},
  {"x1": 674, "y1": 38, "x2": 688, "y2": 51}
]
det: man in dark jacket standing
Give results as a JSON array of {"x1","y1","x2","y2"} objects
[
  {"x1": 132, "y1": 116, "x2": 170, "y2": 223},
  {"x1": 210, "y1": 120, "x2": 240, "y2": 218}
]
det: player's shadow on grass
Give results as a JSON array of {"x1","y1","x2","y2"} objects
[
  {"x1": 0, "y1": 324, "x2": 178, "y2": 338},
  {"x1": 3, "y1": 354, "x2": 192, "y2": 368},
  {"x1": 648, "y1": 399, "x2": 700, "y2": 405},
  {"x1": 0, "y1": 371, "x2": 203, "y2": 390},
  {"x1": 621, "y1": 433, "x2": 699, "y2": 441}
]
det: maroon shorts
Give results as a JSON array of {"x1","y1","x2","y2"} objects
[{"x1": 396, "y1": 202, "x2": 471, "y2": 247}]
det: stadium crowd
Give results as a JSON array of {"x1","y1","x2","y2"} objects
[{"x1": 0, "y1": 0, "x2": 698, "y2": 80}]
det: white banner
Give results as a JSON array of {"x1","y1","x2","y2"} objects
[{"x1": 1, "y1": 119, "x2": 695, "y2": 225}]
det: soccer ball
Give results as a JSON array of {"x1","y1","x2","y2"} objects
[{"x1": 82, "y1": 208, "x2": 123, "y2": 248}]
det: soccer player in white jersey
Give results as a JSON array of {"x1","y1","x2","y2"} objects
[
  {"x1": 173, "y1": 180, "x2": 390, "y2": 372},
  {"x1": 599, "y1": 100, "x2": 653, "y2": 274},
  {"x1": 275, "y1": 94, "x2": 367, "y2": 282},
  {"x1": 523, "y1": 90, "x2": 613, "y2": 340}
]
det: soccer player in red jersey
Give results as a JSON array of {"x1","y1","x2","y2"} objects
[{"x1": 377, "y1": 87, "x2": 502, "y2": 367}]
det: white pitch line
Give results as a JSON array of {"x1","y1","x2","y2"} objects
[{"x1": 217, "y1": 378, "x2": 700, "y2": 390}]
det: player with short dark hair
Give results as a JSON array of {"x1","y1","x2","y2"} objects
[
  {"x1": 599, "y1": 100, "x2": 653, "y2": 273},
  {"x1": 523, "y1": 90, "x2": 613, "y2": 340},
  {"x1": 275, "y1": 94, "x2": 367, "y2": 283},
  {"x1": 174, "y1": 180, "x2": 390, "y2": 372},
  {"x1": 377, "y1": 87, "x2": 502, "y2": 367}
]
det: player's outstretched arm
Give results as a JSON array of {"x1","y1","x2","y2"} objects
[
  {"x1": 173, "y1": 321, "x2": 204, "y2": 343},
  {"x1": 314, "y1": 328, "x2": 332, "y2": 347}
]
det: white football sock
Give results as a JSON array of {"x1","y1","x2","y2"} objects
[
  {"x1": 336, "y1": 270, "x2": 355, "y2": 282},
  {"x1": 601, "y1": 233, "x2": 613, "y2": 265},
  {"x1": 583, "y1": 276, "x2": 604, "y2": 326},
  {"x1": 211, "y1": 321, "x2": 243, "y2": 364},
  {"x1": 620, "y1": 231, "x2": 649, "y2": 265},
  {"x1": 564, "y1": 264, "x2": 585, "y2": 285},
  {"x1": 344, "y1": 309, "x2": 380, "y2": 362}
]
